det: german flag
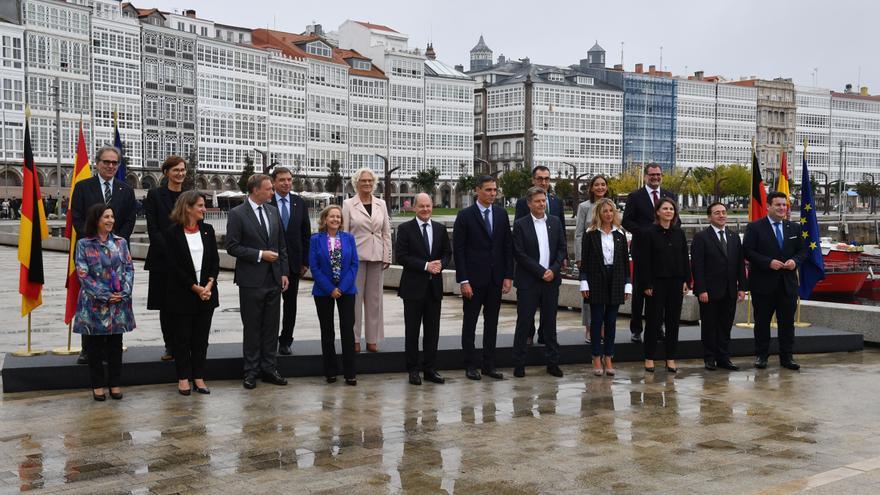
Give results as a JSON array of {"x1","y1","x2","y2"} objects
[
  {"x1": 18, "y1": 110, "x2": 49, "y2": 316},
  {"x1": 749, "y1": 148, "x2": 767, "y2": 221},
  {"x1": 64, "y1": 123, "x2": 91, "y2": 324}
]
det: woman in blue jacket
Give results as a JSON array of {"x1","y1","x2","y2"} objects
[{"x1": 310, "y1": 205, "x2": 359, "y2": 385}]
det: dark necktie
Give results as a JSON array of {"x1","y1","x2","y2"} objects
[
  {"x1": 718, "y1": 229, "x2": 727, "y2": 253},
  {"x1": 421, "y1": 222, "x2": 431, "y2": 255},
  {"x1": 483, "y1": 207, "x2": 492, "y2": 235},
  {"x1": 257, "y1": 206, "x2": 267, "y2": 236},
  {"x1": 773, "y1": 222, "x2": 784, "y2": 251},
  {"x1": 280, "y1": 197, "x2": 289, "y2": 230},
  {"x1": 651, "y1": 189, "x2": 659, "y2": 207},
  {"x1": 103, "y1": 181, "x2": 112, "y2": 204}
]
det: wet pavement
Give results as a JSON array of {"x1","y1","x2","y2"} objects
[{"x1": 1, "y1": 351, "x2": 879, "y2": 494}]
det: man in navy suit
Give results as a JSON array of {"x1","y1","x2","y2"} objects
[
  {"x1": 453, "y1": 176, "x2": 514, "y2": 380},
  {"x1": 691, "y1": 202, "x2": 747, "y2": 371},
  {"x1": 511, "y1": 187, "x2": 567, "y2": 378},
  {"x1": 622, "y1": 163, "x2": 676, "y2": 342},
  {"x1": 269, "y1": 167, "x2": 311, "y2": 356},
  {"x1": 70, "y1": 145, "x2": 136, "y2": 364},
  {"x1": 743, "y1": 192, "x2": 808, "y2": 370},
  {"x1": 396, "y1": 193, "x2": 452, "y2": 385},
  {"x1": 514, "y1": 165, "x2": 567, "y2": 345}
]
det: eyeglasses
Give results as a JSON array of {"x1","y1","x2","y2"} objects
[{"x1": 100, "y1": 160, "x2": 119, "y2": 166}]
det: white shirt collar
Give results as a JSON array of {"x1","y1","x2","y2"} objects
[
  {"x1": 477, "y1": 201, "x2": 492, "y2": 212},
  {"x1": 417, "y1": 218, "x2": 432, "y2": 228},
  {"x1": 531, "y1": 213, "x2": 546, "y2": 223},
  {"x1": 247, "y1": 197, "x2": 263, "y2": 211},
  {"x1": 645, "y1": 185, "x2": 659, "y2": 196},
  {"x1": 100, "y1": 176, "x2": 114, "y2": 188}
]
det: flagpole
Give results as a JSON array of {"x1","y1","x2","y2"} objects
[
  {"x1": 794, "y1": 137, "x2": 813, "y2": 328},
  {"x1": 794, "y1": 298, "x2": 811, "y2": 328},
  {"x1": 52, "y1": 321, "x2": 81, "y2": 355},
  {"x1": 735, "y1": 292, "x2": 754, "y2": 328},
  {"x1": 12, "y1": 314, "x2": 47, "y2": 357}
]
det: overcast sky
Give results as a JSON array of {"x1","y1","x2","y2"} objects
[{"x1": 144, "y1": 0, "x2": 877, "y2": 92}]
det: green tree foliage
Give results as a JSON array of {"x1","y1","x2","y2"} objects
[
  {"x1": 412, "y1": 167, "x2": 440, "y2": 194},
  {"x1": 608, "y1": 167, "x2": 641, "y2": 199},
  {"x1": 238, "y1": 155, "x2": 255, "y2": 193},
  {"x1": 456, "y1": 174, "x2": 476, "y2": 193},
  {"x1": 325, "y1": 160, "x2": 343, "y2": 194},
  {"x1": 553, "y1": 174, "x2": 572, "y2": 200},
  {"x1": 497, "y1": 168, "x2": 532, "y2": 200}
]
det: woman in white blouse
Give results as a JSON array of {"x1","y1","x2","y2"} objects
[
  {"x1": 163, "y1": 191, "x2": 220, "y2": 395},
  {"x1": 574, "y1": 175, "x2": 611, "y2": 343},
  {"x1": 579, "y1": 198, "x2": 631, "y2": 376}
]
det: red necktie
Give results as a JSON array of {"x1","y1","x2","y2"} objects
[{"x1": 651, "y1": 190, "x2": 659, "y2": 207}]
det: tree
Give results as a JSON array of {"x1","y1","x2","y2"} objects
[
  {"x1": 412, "y1": 167, "x2": 440, "y2": 195},
  {"x1": 497, "y1": 168, "x2": 532, "y2": 200},
  {"x1": 608, "y1": 166, "x2": 641, "y2": 200},
  {"x1": 325, "y1": 160, "x2": 343, "y2": 194},
  {"x1": 183, "y1": 151, "x2": 200, "y2": 191},
  {"x1": 553, "y1": 174, "x2": 572, "y2": 200},
  {"x1": 238, "y1": 155, "x2": 255, "y2": 193},
  {"x1": 456, "y1": 174, "x2": 476, "y2": 193}
]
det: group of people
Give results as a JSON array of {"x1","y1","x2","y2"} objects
[{"x1": 65, "y1": 148, "x2": 809, "y2": 401}]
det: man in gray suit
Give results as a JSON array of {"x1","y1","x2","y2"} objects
[{"x1": 226, "y1": 174, "x2": 290, "y2": 389}]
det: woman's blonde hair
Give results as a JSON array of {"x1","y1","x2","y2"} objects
[
  {"x1": 317, "y1": 205, "x2": 343, "y2": 232},
  {"x1": 350, "y1": 168, "x2": 377, "y2": 192},
  {"x1": 169, "y1": 190, "x2": 205, "y2": 226},
  {"x1": 588, "y1": 197, "x2": 621, "y2": 231}
]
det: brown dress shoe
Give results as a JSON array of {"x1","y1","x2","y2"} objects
[{"x1": 366, "y1": 343, "x2": 379, "y2": 353}]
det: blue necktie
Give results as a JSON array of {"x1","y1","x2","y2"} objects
[
  {"x1": 774, "y1": 222, "x2": 784, "y2": 251},
  {"x1": 483, "y1": 207, "x2": 492, "y2": 235},
  {"x1": 280, "y1": 197, "x2": 289, "y2": 230}
]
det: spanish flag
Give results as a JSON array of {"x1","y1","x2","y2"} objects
[
  {"x1": 18, "y1": 109, "x2": 49, "y2": 316},
  {"x1": 64, "y1": 123, "x2": 91, "y2": 324},
  {"x1": 777, "y1": 150, "x2": 791, "y2": 216}
]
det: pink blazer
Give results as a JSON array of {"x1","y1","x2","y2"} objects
[{"x1": 342, "y1": 195, "x2": 392, "y2": 263}]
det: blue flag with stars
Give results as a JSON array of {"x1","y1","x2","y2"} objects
[{"x1": 798, "y1": 154, "x2": 825, "y2": 299}]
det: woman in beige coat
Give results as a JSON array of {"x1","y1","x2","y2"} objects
[{"x1": 342, "y1": 168, "x2": 392, "y2": 352}]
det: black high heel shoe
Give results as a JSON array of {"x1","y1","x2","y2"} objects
[
  {"x1": 345, "y1": 378, "x2": 357, "y2": 386},
  {"x1": 191, "y1": 380, "x2": 210, "y2": 394},
  {"x1": 644, "y1": 366, "x2": 655, "y2": 373},
  {"x1": 178, "y1": 387, "x2": 191, "y2": 396},
  {"x1": 110, "y1": 391, "x2": 123, "y2": 400},
  {"x1": 666, "y1": 366, "x2": 678, "y2": 374},
  {"x1": 92, "y1": 390, "x2": 106, "y2": 401}
]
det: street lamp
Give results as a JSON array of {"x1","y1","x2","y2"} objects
[
  {"x1": 811, "y1": 171, "x2": 830, "y2": 215},
  {"x1": 562, "y1": 161, "x2": 590, "y2": 217},
  {"x1": 253, "y1": 147, "x2": 272, "y2": 174},
  {"x1": 474, "y1": 157, "x2": 491, "y2": 177},
  {"x1": 374, "y1": 154, "x2": 399, "y2": 215}
]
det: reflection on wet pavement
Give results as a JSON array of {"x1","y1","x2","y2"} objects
[{"x1": 2, "y1": 351, "x2": 880, "y2": 494}]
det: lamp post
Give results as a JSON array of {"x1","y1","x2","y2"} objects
[
  {"x1": 864, "y1": 173, "x2": 877, "y2": 214},
  {"x1": 474, "y1": 157, "x2": 491, "y2": 177},
  {"x1": 562, "y1": 161, "x2": 590, "y2": 217},
  {"x1": 811, "y1": 171, "x2": 830, "y2": 215},
  {"x1": 253, "y1": 147, "x2": 272, "y2": 174},
  {"x1": 374, "y1": 154, "x2": 399, "y2": 215}
]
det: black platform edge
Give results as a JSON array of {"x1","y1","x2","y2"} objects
[{"x1": 2, "y1": 326, "x2": 863, "y2": 393}]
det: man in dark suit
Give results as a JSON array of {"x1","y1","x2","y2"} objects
[
  {"x1": 743, "y1": 192, "x2": 808, "y2": 370},
  {"x1": 453, "y1": 175, "x2": 514, "y2": 380},
  {"x1": 514, "y1": 165, "x2": 567, "y2": 345},
  {"x1": 691, "y1": 202, "x2": 747, "y2": 371},
  {"x1": 622, "y1": 163, "x2": 675, "y2": 343},
  {"x1": 511, "y1": 187, "x2": 567, "y2": 378},
  {"x1": 396, "y1": 193, "x2": 452, "y2": 385},
  {"x1": 269, "y1": 166, "x2": 310, "y2": 356},
  {"x1": 226, "y1": 174, "x2": 290, "y2": 389},
  {"x1": 70, "y1": 145, "x2": 137, "y2": 364}
]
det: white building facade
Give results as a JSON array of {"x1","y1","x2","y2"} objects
[
  {"x1": 266, "y1": 49, "x2": 307, "y2": 178},
  {"x1": 424, "y1": 58, "x2": 475, "y2": 190},
  {"x1": 0, "y1": 19, "x2": 26, "y2": 180},
  {"x1": 830, "y1": 91, "x2": 880, "y2": 185}
]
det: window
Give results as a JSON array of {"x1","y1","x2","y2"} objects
[
  {"x1": 352, "y1": 60, "x2": 371, "y2": 71},
  {"x1": 306, "y1": 42, "x2": 332, "y2": 58},
  {"x1": 177, "y1": 22, "x2": 185, "y2": 31},
  {"x1": 201, "y1": 27, "x2": 208, "y2": 36}
]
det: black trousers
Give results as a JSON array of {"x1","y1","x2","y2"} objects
[
  {"x1": 240, "y1": 279, "x2": 281, "y2": 380},
  {"x1": 630, "y1": 253, "x2": 645, "y2": 335},
  {"x1": 403, "y1": 295, "x2": 441, "y2": 372},
  {"x1": 278, "y1": 275, "x2": 301, "y2": 347},
  {"x1": 314, "y1": 294, "x2": 356, "y2": 379},
  {"x1": 752, "y1": 282, "x2": 797, "y2": 360},
  {"x1": 172, "y1": 309, "x2": 214, "y2": 380},
  {"x1": 512, "y1": 283, "x2": 560, "y2": 367},
  {"x1": 461, "y1": 282, "x2": 502, "y2": 371},
  {"x1": 160, "y1": 309, "x2": 174, "y2": 353},
  {"x1": 699, "y1": 296, "x2": 736, "y2": 362},
  {"x1": 84, "y1": 334, "x2": 123, "y2": 389},
  {"x1": 644, "y1": 278, "x2": 684, "y2": 360}
]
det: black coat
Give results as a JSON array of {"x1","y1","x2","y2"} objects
[
  {"x1": 70, "y1": 176, "x2": 136, "y2": 241},
  {"x1": 143, "y1": 186, "x2": 180, "y2": 309},
  {"x1": 511, "y1": 214, "x2": 566, "y2": 290},
  {"x1": 638, "y1": 223, "x2": 691, "y2": 290},
  {"x1": 162, "y1": 223, "x2": 220, "y2": 313},
  {"x1": 396, "y1": 218, "x2": 452, "y2": 300},
  {"x1": 269, "y1": 193, "x2": 311, "y2": 275},
  {"x1": 691, "y1": 226, "x2": 747, "y2": 300},
  {"x1": 742, "y1": 217, "x2": 808, "y2": 296},
  {"x1": 621, "y1": 187, "x2": 677, "y2": 237},
  {"x1": 453, "y1": 203, "x2": 514, "y2": 288},
  {"x1": 579, "y1": 228, "x2": 630, "y2": 305}
]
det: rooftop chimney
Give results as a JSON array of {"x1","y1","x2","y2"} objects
[
  {"x1": 648, "y1": 64, "x2": 656, "y2": 74},
  {"x1": 454, "y1": 64, "x2": 464, "y2": 72},
  {"x1": 498, "y1": 54, "x2": 506, "y2": 63},
  {"x1": 183, "y1": 9, "x2": 196, "y2": 18},
  {"x1": 860, "y1": 86, "x2": 869, "y2": 96},
  {"x1": 694, "y1": 70, "x2": 704, "y2": 80},
  {"x1": 613, "y1": 64, "x2": 623, "y2": 71},
  {"x1": 635, "y1": 63, "x2": 643, "y2": 73},
  {"x1": 425, "y1": 43, "x2": 436, "y2": 60},
  {"x1": 845, "y1": 83, "x2": 853, "y2": 94}
]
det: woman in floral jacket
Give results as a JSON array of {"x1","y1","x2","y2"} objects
[{"x1": 74, "y1": 203, "x2": 135, "y2": 401}]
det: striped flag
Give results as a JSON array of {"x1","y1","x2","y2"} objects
[
  {"x1": 749, "y1": 148, "x2": 767, "y2": 221},
  {"x1": 18, "y1": 109, "x2": 49, "y2": 316},
  {"x1": 778, "y1": 150, "x2": 791, "y2": 215},
  {"x1": 113, "y1": 111, "x2": 126, "y2": 182},
  {"x1": 64, "y1": 123, "x2": 91, "y2": 324}
]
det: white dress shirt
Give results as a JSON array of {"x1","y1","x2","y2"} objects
[
  {"x1": 531, "y1": 214, "x2": 550, "y2": 269},
  {"x1": 185, "y1": 230, "x2": 204, "y2": 282},
  {"x1": 247, "y1": 197, "x2": 269, "y2": 262},
  {"x1": 580, "y1": 227, "x2": 632, "y2": 294},
  {"x1": 417, "y1": 218, "x2": 433, "y2": 272}
]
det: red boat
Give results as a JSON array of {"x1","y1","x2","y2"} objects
[{"x1": 813, "y1": 241, "x2": 871, "y2": 295}]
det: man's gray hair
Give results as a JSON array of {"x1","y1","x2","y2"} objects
[
  {"x1": 95, "y1": 145, "x2": 122, "y2": 162},
  {"x1": 525, "y1": 186, "x2": 547, "y2": 201}
]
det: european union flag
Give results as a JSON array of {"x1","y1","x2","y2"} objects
[
  {"x1": 798, "y1": 153, "x2": 825, "y2": 299},
  {"x1": 113, "y1": 112, "x2": 127, "y2": 182}
]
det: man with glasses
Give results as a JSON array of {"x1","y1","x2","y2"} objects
[
  {"x1": 70, "y1": 145, "x2": 137, "y2": 364},
  {"x1": 514, "y1": 165, "x2": 567, "y2": 345},
  {"x1": 622, "y1": 163, "x2": 676, "y2": 343}
]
